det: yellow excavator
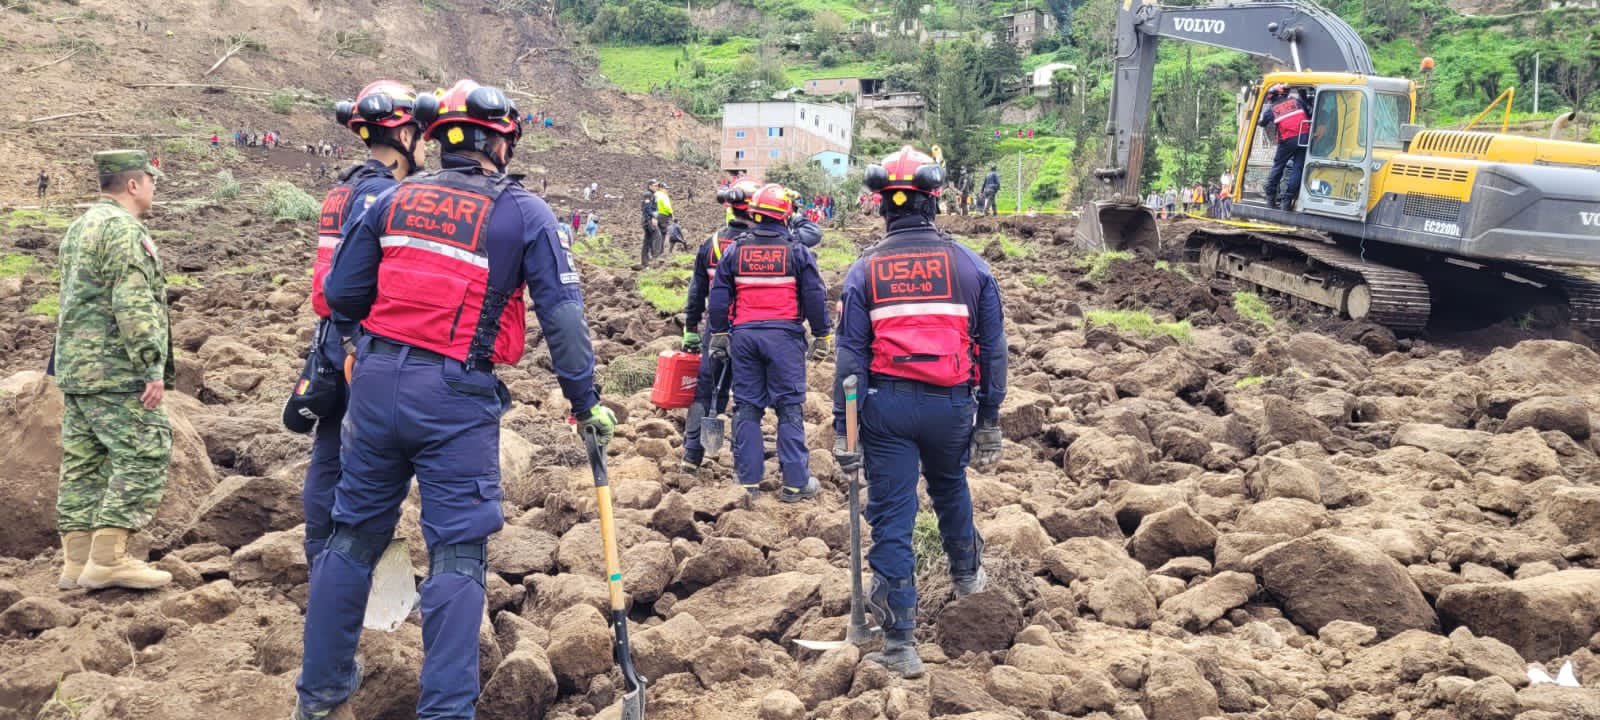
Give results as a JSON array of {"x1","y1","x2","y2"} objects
[{"x1": 1081, "y1": 0, "x2": 1600, "y2": 333}]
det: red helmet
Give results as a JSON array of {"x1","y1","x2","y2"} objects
[
  {"x1": 748, "y1": 184, "x2": 794, "y2": 222},
  {"x1": 716, "y1": 179, "x2": 762, "y2": 212},
  {"x1": 334, "y1": 80, "x2": 420, "y2": 139},
  {"x1": 865, "y1": 145, "x2": 944, "y2": 196},
  {"x1": 415, "y1": 79, "x2": 522, "y2": 144}
]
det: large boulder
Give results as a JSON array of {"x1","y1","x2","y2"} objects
[
  {"x1": 1436, "y1": 569, "x2": 1600, "y2": 661},
  {"x1": 1391, "y1": 423, "x2": 1492, "y2": 458},
  {"x1": 1262, "y1": 395, "x2": 1331, "y2": 446},
  {"x1": 1543, "y1": 487, "x2": 1600, "y2": 545},
  {"x1": 1158, "y1": 571, "x2": 1258, "y2": 631},
  {"x1": 1042, "y1": 537, "x2": 1145, "y2": 585},
  {"x1": 0, "y1": 373, "x2": 218, "y2": 559},
  {"x1": 476, "y1": 640, "x2": 559, "y2": 720},
  {"x1": 1128, "y1": 506, "x2": 1219, "y2": 568},
  {"x1": 184, "y1": 474, "x2": 302, "y2": 548},
  {"x1": 670, "y1": 572, "x2": 819, "y2": 640},
  {"x1": 1066, "y1": 428, "x2": 1149, "y2": 485},
  {"x1": 1114, "y1": 347, "x2": 1207, "y2": 398},
  {"x1": 1472, "y1": 341, "x2": 1600, "y2": 411},
  {"x1": 1142, "y1": 653, "x2": 1220, "y2": 720},
  {"x1": 1254, "y1": 532, "x2": 1437, "y2": 639},
  {"x1": 1503, "y1": 396, "x2": 1591, "y2": 440},
  {"x1": 1476, "y1": 428, "x2": 1562, "y2": 482}
]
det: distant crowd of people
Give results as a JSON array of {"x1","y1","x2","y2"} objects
[{"x1": 1147, "y1": 172, "x2": 1235, "y2": 219}]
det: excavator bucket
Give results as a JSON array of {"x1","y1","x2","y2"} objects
[{"x1": 1075, "y1": 201, "x2": 1161, "y2": 253}]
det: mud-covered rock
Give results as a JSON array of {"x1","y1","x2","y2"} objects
[
  {"x1": 1128, "y1": 506, "x2": 1218, "y2": 568},
  {"x1": 629, "y1": 611, "x2": 705, "y2": 681},
  {"x1": 674, "y1": 536, "x2": 766, "y2": 589},
  {"x1": 547, "y1": 604, "x2": 613, "y2": 692},
  {"x1": 488, "y1": 524, "x2": 558, "y2": 579},
  {"x1": 930, "y1": 668, "x2": 1005, "y2": 715},
  {"x1": 672, "y1": 572, "x2": 819, "y2": 640},
  {"x1": 160, "y1": 580, "x2": 241, "y2": 624},
  {"x1": 1043, "y1": 537, "x2": 1145, "y2": 584},
  {"x1": 1436, "y1": 569, "x2": 1600, "y2": 661},
  {"x1": 1158, "y1": 571, "x2": 1257, "y2": 631},
  {"x1": 937, "y1": 588, "x2": 1026, "y2": 655},
  {"x1": 1503, "y1": 396, "x2": 1591, "y2": 439},
  {"x1": 0, "y1": 596, "x2": 80, "y2": 635},
  {"x1": 1254, "y1": 532, "x2": 1437, "y2": 638},
  {"x1": 1477, "y1": 428, "x2": 1562, "y2": 482},
  {"x1": 1262, "y1": 395, "x2": 1331, "y2": 446},
  {"x1": 1067, "y1": 428, "x2": 1150, "y2": 485},
  {"x1": 185, "y1": 474, "x2": 302, "y2": 548},
  {"x1": 476, "y1": 639, "x2": 559, "y2": 720},
  {"x1": 1086, "y1": 568, "x2": 1157, "y2": 629},
  {"x1": 1142, "y1": 653, "x2": 1219, "y2": 720}
]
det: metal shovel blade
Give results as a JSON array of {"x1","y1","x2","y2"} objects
[
  {"x1": 700, "y1": 415, "x2": 726, "y2": 456},
  {"x1": 363, "y1": 538, "x2": 418, "y2": 632},
  {"x1": 793, "y1": 638, "x2": 848, "y2": 651},
  {"x1": 620, "y1": 687, "x2": 645, "y2": 720}
]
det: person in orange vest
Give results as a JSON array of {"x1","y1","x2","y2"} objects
[{"x1": 1258, "y1": 84, "x2": 1311, "y2": 210}]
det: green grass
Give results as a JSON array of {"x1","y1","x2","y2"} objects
[
  {"x1": 996, "y1": 234, "x2": 1031, "y2": 260},
  {"x1": 911, "y1": 511, "x2": 942, "y2": 575},
  {"x1": 29, "y1": 293, "x2": 59, "y2": 316},
  {"x1": 1233, "y1": 291, "x2": 1275, "y2": 328},
  {"x1": 1028, "y1": 273, "x2": 1050, "y2": 287},
  {"x1": 1234, "y1": 375, "x2": 1266, "y2": 389},
  {"x1": 599, "y1": 351, "x2": 658, "y2": 396},
  {"x1": 168, "y1": 273, "x2": 202, "y2": 287},
  {"x1": 1085, "y1": 309, "x2": 1192, "y2": 344},
  {"x1": 596, "y1": 39, "x2": 755, "y2": 94},
  {"x1": 0, "y1": 254, "x2": 38, "y2": 278},
  {"x1": 258, "y1": 182, "x2": 319, "y2": 222},
  {"x1": 576, "y1": 234, "x2": 634, "y2": 268},
  {"x1": 7, "y1": 208, "x2": 70, "y2": 230},
  {"x1": 814, "y1": 232, "x2": 857, "y2": 274},
  {"x1": 638, "y1": 254, "x2": 694, "y2": 314},
  {"x1": 212, "y1": 170, "x2": 240, "y2": 202},
  {"x1": 1154, "y1": 260, "x2": 1193, "y2": 280},
  {"x1": 1076, "y1": 251, "x2": 1133, "y2": 281}
]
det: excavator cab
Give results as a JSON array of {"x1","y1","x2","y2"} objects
[{"x1": 1231, "y1": 72, "x2": 1416, "y2": 221}]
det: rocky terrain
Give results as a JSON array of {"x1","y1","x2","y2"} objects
[{"x1": 8, "y1": 1, "x2": 1600, "y2": 719}]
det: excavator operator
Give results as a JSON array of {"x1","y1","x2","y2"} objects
[{"x1": 1258, "y1": 84, "x2": 1312, "y2": 210}]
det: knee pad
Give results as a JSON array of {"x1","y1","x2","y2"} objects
[
  {"x1": 776, "y1": 403, "x2": 803, "y2": 426},
  {"x1": 429, "y1": 541, "x2": 487, "y2": 588},
  {"x1": 867, "y1": 574, "x2": 917, "y2": 630},
  {"x1": 735, "y1": 405, "x2": 764, "y2": 423},
  {"x1": 325, "y1": 526, "x2": 391, "y2": 569}
]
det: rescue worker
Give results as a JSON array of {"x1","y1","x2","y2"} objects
[
  {"x1": 52, "y1": 149, "x2": 174, "y2": 591},
  {"x1": 784, "y1": 188, "x2": 823, "y2": 248},
  {"x1": 981, "y1": 166, "x2": 1000, "y2": 215},
  {"x1": 37, "y1": 169, "x2": 49, "y2": 199},
  {"x1": 290, "y1": 80, "x2": 426, "y2": 570},
  {"x1": 707, "y1": 183, "x2": 831, "y2": 501},
  {"x1": 1258, "y1": 84, "x2": 1311, "y2": 210},
  {"x1": 295, "y1": 79, "x2": 615, "y2": 720},
  {"x1": 655, "y1": 182, "x2": 683, "y2": 253},
  {"x1": 832, "y1": 146, "x2": 1008, "y2": 678},
  {"x1": 680, "y1": 178, "x2": 760, "y2": 471},
  {"x1": 640, "y1": 180, "x2": 663, "y2": 266}
]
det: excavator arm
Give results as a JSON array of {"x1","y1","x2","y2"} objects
[{"x1": 1080, "y1": 0, "x2": 1374, "y2": 250}]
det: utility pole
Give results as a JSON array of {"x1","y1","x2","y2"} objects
[{"x1": 1533, "y1": 51, "x2": 1541, "y2": 115}]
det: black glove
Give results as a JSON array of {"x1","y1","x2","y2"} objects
[
  {"x1": 971, "y1": 420, "x2": 1002, "y2": 471},
  {"x1": 810, "y1": 335, "x2": 832, "y2": 361},
  {"x1": 832, "y1": 435, "x2": 862, "y2": 474},
  {"x1": 708, "y1": 332, "x2": 730, "y2": 359}
]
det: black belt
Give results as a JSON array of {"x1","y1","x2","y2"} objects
[
  {"x1": 368, "y1": 337, "x2": 491, "y2": 371},
  {"x1": 869, "y1": 376, "x2": 970, "y2": 398}
]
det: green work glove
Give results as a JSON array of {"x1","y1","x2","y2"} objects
[
  {"x1": 579, "y1": 404, "x2": 618, "y2": 448},
  {"x1": 683, "y1": 329, "x2": 701, "y2": 353}
]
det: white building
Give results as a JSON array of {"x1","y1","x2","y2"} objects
[{"x1": 721, "y1": 101, "x2": 855, "y2": 179}]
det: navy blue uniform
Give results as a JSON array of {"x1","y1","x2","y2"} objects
[
  {"x1": 304, "y1": 161, "x2": 397, "y2": 569},
  {"x1": 833, "y1": 217, "x2": 1007, "y2": 631},
  {"x1": 298, "y1": 154, "x2": 598, "y2": 719},
  {"x1": 681, "y1": 224, "x2": 745, "y2": 458},
  {"x1": 1259, "y1": 94, "x2": 1311, "y2": 208},
  {"x1": 707, "y1": 222, "x2": 830, "y2": 491}
]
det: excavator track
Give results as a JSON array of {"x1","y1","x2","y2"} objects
[
  {"x1": 1509, "y1": 265, "x2": 1600, "y2": 334},
  {"x1": 1188, "y1": 229, "x2": 1432, "y2": 333}
]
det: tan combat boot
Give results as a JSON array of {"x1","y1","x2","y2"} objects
[
  {"x1": 77, "y1": 528, "x2": 171, "y2": 590},
  {"x1": 57, "y1": 531, "x2": 91, "y2": 589}
]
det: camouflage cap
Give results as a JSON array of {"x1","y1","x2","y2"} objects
[{"x1": 93, "y1": 149, "x2": 163, "y2": 179}]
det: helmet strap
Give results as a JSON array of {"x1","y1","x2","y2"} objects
[{"x1": 372, "y1": 126, "x2": 422, "y2": 175}]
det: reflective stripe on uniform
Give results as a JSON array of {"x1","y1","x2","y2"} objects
[
  {"x1": 868, "y1": 302, "x2": 970, "y2": 321},
  {"x1": 379, "y1": 235, "x2": 490, "y2": 270},
  {"x1": 734, "y1": 276, "x2": 796, "y2": 286}
]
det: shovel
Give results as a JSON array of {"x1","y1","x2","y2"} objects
[
  {"x1": 699, "y1": 350, "x2": 732, "y2": 456},
  {"x1": 582, "y1": 425, "x2": 647, "y2": 720},
  {"x1": 363, "y1": 538, "x2": 418, "y2": 632},
  {"x1": 795, "y1": 375, "x2": 879, "y2": 651}
]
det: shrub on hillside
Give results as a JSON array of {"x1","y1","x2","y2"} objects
[{"x1": 259, "y1": 182, "x2": 318, "y2": 222}]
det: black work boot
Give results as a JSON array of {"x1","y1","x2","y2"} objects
[
  {"x1": 865, "y1": 628, "x2": 925, "y2": 678},
  {"x1": 680, "y1": 447, "x2": 704, "y2": 473}
]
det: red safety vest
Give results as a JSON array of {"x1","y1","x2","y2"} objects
[
  {"x1": 863, "y1": 237, "x2": 974, "y2": 387},
  {"x1": 361, "y1": 169, "x2": 528, "y2": 365},
  {"x1": 730, "y1": 232, "x2": 800, "y2": 326},
  {"x1": 1272, "y1": 97, "x2": 1309, "y2": 139}
]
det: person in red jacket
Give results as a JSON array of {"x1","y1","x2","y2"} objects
[
  {"x1": 1258, "y1": 84, "x2": 1311, "y2": 210},
  {"x1": 706, "y1": 184, "x2": 831, "y2": 501},
  {"x1": 289, "y1": 80, "x2": 426, "y2": 571},
  {"x1": 295, "y1": 79, "x2": 614, "y2": 720}
]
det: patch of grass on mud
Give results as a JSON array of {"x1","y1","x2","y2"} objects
[
  {"x1": 212, "y1": 170, "x2": 241, "y2": 202},
  {"x1": 258, "y1": 181, "x2": 319, "y2": 222},
  {"x1": 995, "y1": 233, "x2": 1031, "y2": 260},
  {"x1": 7, "y1": 208, "x2": 70, "y2": 230},
  {"x1": 599, "y1": 352, "x2": 658, "y2": 396},
  {"x1": 1233, "y1": 291, "x2": 1275, "y2": 328},
  {"x1": 912, "y1": 511, "x2": 942, "y2": 575},
  {"x1": 638, "y1": 254, "x2": 693, "y2": 314},
  {"x1": 0, "y1": 254, "x2": 38, "y2": 278},
  {"x1": 814, "y1": 232, "x2": 858, "y2": 274},
  {"x1": 29, "y1": 293, "x2": 59, "y2": 317},
  {"x1": 1028, "y1": 273, "x2": 1050, "y2": 287},
  {"x1": 1076, "y1": 250, "x2": 1133, "y2": 281},
  {"x1": 1154, "y1": 260, "x2": 1193, "y2": 280},
  {"x1": 1234, "y1": 376, "x2": 1266, "y2": 389},
  {"x1": 168, "y1": 273, "x2": 202, "y2": 288},
  {"x1": 1085, "y1": 309, "x2": 1192, "y2": 344}
]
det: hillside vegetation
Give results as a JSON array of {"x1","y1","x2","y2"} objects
[{"x1": 563, "y1": 0, "x2": 1598, "y2": 209}]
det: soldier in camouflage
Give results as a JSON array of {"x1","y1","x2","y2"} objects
[{"x1": 51, "y1": 149, "x2": 175, "y2": 591}]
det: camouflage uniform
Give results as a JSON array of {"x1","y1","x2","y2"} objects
[{"x1": 53, "y1": 150, "x2": 174, "y2": 533}]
